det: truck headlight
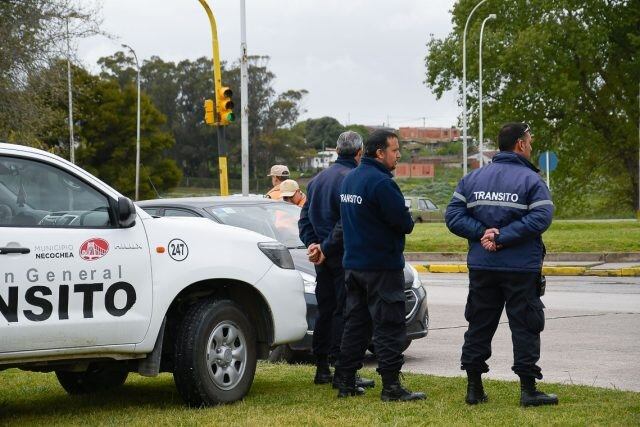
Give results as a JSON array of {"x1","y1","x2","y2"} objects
[
  {"x1": 300, "y1": 272, "x2": 316, "y2": 294},
  {"x1": 258, "y1": 242, "x2": 295, "y2": 269}
]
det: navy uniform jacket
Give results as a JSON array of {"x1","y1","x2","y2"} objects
[
  {"x1": 340, "y1": 157, "x2": 414, "y2": 270},
  {"x1": 445, "y1": 151, "x2": 554, "y2": 273},
  {"x1": 298, "y1": 156, "x2": 357, "y2": 258}
]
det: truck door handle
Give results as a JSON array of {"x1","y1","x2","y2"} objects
[{"x1": 0, "y1": 247, "x2": 30, "y2": 255}]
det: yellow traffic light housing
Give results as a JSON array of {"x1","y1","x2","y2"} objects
[
  {"x1": 216, "y1": 86, "x2": 235, "y2": 126},
  {"x1": 204, "y1": 99, "x2": 215, "y2": 125}
]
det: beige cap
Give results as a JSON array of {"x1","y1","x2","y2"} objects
[
  {"x1": 267, "y1": 164, "x2": 290, "y2": 177},
  {"x1": 280, "y1": 179, "x2": 299, "y2": 197}
]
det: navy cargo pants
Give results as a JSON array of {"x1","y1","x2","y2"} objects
[
  {"x1": 312, "y1": 255, "x2": 346, "y2": 361},
  {"x1": 461, "y1": 269, "x2": 545, "y2": 379},
  {"x1": 335, "y1": 269, "x2": 406, "y2": 376}
]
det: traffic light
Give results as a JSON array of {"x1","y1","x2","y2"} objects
[
  {"x1": 216, "y1": 86, "x2": 235, "y2": 125},
  {"x1": 204, "y1": 99, "x2": 215, "y2": 125}
]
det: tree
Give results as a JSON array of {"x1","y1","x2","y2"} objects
[
  {"x1": 36, "y1": 62, "x2": 181, "y2": 199},
  {"x1": 425, "y1": 0, "x2": 640, "y2": 216},
  {"x1": 98, "y1": 54, "x2": 310, "y2": 190},
  {"x1": 296, "y1": 117, "x2": 346, "y2": 151},
  {"x1": 0, "y1": 0, "x2": 100, "y2": 146}
]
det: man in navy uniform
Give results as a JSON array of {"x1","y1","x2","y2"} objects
[
  {"x1": 333, "y1": 130, "x2": 425, "y2": 402},
  {"x1": 445, "y1": 122, "x2": 558, "y2": 407},
  {"x1": 298, "y1": 131, "x2": 374, "y2": 390}
]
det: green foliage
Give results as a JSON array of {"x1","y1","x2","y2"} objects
[
  {"x1": 48, "y1": 64, "x2": 181, "y2": 199},
  {"x1": 295, "y1": 116, "x2": 346, "y2": 151},
  {"x1": 1, "y1": 364, "x2": 638, "y2": 425},
  {"x1": 98, "y1": 53, "x2": 311, "y2": 190},
  {"x1": 436, "y1": 141, "x2": 462, "y2": 156},
  {"x1": 425, "y1": 0, "x2": 640, "y2": 213},
  {"x1": 0, "y1": 0, "x2": 100, "y2": 145}
]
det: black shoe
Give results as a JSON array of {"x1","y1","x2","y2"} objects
[
  {"x1": 314, "y1": 364, "x2": 332, "y2": 385},
  {"x1": 332, "y1": 373, "x2": 375, "y2": 389},
  {"x1": 381, "y1": 383, "x2": 426, "y2": 402},
  {"x1": 520, "y1": 376, "x2": 558, "y2": 407},
  {"x1": 334, "y1": 372, "x2": 365, "y2": 398},
  {"x1": 465, "y1": 371, "x2": 488, "y2": 405},
  {"x1": 380, "y1": 372, "x2": 426, "y2": 402}
]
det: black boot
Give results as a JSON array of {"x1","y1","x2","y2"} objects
[
  {"x1": 334, "y1": 371, "x2": 365, "y2": 398},
  {"x1": 314, "y1": 356, "x2": 332, "y2": 385},
  {"x1": 465, "y1": 371, "x2": 488, "y2": 404},
  {"x1": 519, "y1": 376, "x2": 558, "y2": 407},
  {"x1": 332, "y1": 372, "x2": 375, "y2": 389},
  {"x1": 380, "y1": 371, "x2": 426, "y2": 402}
]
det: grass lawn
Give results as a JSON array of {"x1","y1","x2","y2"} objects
[
  {"x1": 406, "y1": 220, "x2": 640, "y2": 253},
  {"x1": 0, "y1": 363, "x2": 638, "y2": 425}
]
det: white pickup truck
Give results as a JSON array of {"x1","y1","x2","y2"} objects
[{"x1": 0, "y1": 143, "x2": 307, "y2": 406}]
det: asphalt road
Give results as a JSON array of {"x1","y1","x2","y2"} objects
[{"x1": 401, "y1": 273, "x2": 640, "y2": 391}]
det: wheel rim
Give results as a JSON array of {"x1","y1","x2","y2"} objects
[{"x1": 206, "y1": 321, "x2": 247, "y2": 390}]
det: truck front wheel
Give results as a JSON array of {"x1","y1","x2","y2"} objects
[
  {"x1": 55, "y1": 362, "x2": 129, "y2": 394},
  {"x1": 173, "y1": 299, "x2": 257, "y2": 407}
]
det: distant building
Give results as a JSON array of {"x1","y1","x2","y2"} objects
[
  {"x1": 398, "y1": 126, "x2": 460, "y2": 142},
  {"x1": 395, "y1": 162, "x2": 435, "y2": 178},
  {"x1": 468, "y1": 150, "x2": 499, "y2": 169},
  {"x1": 304, "y1": 148, "x2": 338, "y2": 170},
  {"x1": 398, "y1": 126, "x2": 461, "y2": 152},
  {"x1": 365, "y1": 125, "x2": 397, "y2": 134}
]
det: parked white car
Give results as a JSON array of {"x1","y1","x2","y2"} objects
[{"x1": 0, "y1": 143, "x2": 307, "y2": 406}]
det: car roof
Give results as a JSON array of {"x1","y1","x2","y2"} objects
[{"x1": 137, "y1": 195, "x2": 283, "y2": 209}]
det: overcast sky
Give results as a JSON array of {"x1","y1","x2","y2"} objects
[{"x1": 78, "y1": 0, "x2": 460, "y2": 128}]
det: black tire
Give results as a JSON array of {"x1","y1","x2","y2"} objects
[
  {"x1": 55, "y1": 362, "x2": 129, "y2": 395},
  {"x1": 415, "y1": 217, "x2": 423, "y2": 223},
  {"x1": 173, "y1": 299, "x2": 257, "y2": 407}
]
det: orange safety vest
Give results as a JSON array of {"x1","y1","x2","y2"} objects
[
  {"x1": 295, "y1": 193, "x2": 307, "y2": 207},
  {"x1": 266, "y1": 185, "x2": 282, "y2": 200}
]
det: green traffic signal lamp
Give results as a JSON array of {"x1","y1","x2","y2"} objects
[{"x1": 217, "y1": 86, "x2": 235, "y2": 125}]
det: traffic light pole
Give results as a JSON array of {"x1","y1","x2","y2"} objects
[
  {"x1": 217, "y1": 126, "x2": 229, "y2": 195},
  {"x1": 197, "y1": 0, "x2": 229, "y2": 196}
]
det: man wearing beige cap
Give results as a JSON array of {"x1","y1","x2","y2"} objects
[
  {"x1": 281, "y1": 179, "x2": 307, "y2": 207},
  {"x1": 266, "y1": 164, "x2": 290, "y2": 200}
]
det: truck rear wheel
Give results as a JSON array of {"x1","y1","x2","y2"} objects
[
  {"x1": 173, "y1": 299, "x2": 257, "y2": 407},
  {"x1": 55, "y1": 362, "x2": 129, "y2": 394}
]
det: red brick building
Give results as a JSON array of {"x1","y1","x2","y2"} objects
[
  {"x1": 395, "y1": 163, "x2": 435, "y2": 178},
  {"x1": 398, "y1": 127, "x2": 460, "y2": 143}
]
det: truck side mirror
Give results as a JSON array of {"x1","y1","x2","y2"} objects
[{"x1": 117, "y1": 196, "x2": 136, "y2": 228}]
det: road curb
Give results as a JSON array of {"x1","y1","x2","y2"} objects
[{"x1": 414, "y1": 264, "x2": 640, "y2": 277}]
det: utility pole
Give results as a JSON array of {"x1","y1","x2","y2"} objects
[
  {"x1": 478, "y1": 13, "x2": 496, "y2": 168},
  {"x1": 462, "y1": 0, "x2": 490, "y2": 175},
  {"x1": 122, "y1": 44, "x2": 141, "y2": 201},
  {"x1": 66, "y1": 17, "x2": 75, "y2": 164},
  {"x1": 240, "y1": 0, "x2": 249, "y2": 196}
]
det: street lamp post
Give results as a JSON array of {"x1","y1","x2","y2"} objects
[
  {"x1": 478, "y1": 13, "x2": 496, "y2": 168},
  {"x1": 66, "y1": 16, "x2": 75, "y2": 164},
  {"x1": 122, "y1": 44, "x2": 141, "y2": 201},
  {"x1": 240, "y1": 0, "x2": 249, "y2": 196},
  {"x1": 462, "y1": 0, "x2": 489, "y2": 175}
]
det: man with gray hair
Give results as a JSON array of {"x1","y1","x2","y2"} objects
[{"x1": 299, "y1": 130, "x2": 373, "y2": 391}]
